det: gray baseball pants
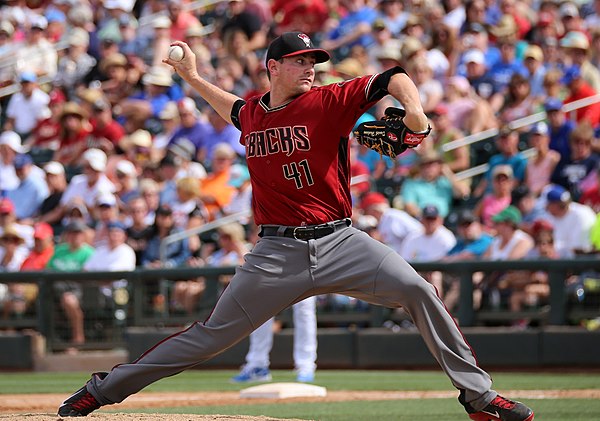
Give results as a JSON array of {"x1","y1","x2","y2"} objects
[{"x1": 88, "y1": 225, "x2": 496, "y2": 411}]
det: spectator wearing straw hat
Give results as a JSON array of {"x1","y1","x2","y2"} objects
[
  {"x1": 0, "y1": 225, "x2": 28, "y2": 272},
  {"x1": 82, "y1": 37, "x2": 121, "y2": 86},
  {"x1": 0, "y1": 198, "x2": 34, "y2": 249},
  {"x1": 560, "y1": 31, "x2": 600, "y2": 93},
  {"x1": 522, "y1": 44, "x2": 547, "y2": 102},
  {"x1": 0, "y1": 20, "x2": 17, "y2": 87},
  {"x1": 118, "y1": 129, "x2": 155, "y2": 170},
  {"x1": 15, "y1": 15, "x2": 57, "y2": 79},
  {"x1": 55, "y1": 28, "x2": 96, "y2": 98},
  {"x1": 53, "y1": 101, "x2": 91, "y2": 168},
  {"x1": 119, "y1": 66, "x2": 179, "y2": 133},
  {"x1": 97, "y1": 53, "x2": 134, "y2": 108}
]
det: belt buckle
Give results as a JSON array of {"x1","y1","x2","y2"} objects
[
  {"x1": 292, "y1": 226, "x2": 314, "y2": 240},
  {"x1": 292, "y1": 226, "x2": 304, "y2": 240}
]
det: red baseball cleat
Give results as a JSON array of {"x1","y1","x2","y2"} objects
[
  {"x1": 58, "y1": 372, "x2": 107, "y2": 417},
  {"x1": 461, "y1": 391, "x2": 534, "y2": 421}
]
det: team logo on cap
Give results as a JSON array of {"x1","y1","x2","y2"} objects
[{"x1": 298, "y1": 33, "x2": 311, "y2": 47}]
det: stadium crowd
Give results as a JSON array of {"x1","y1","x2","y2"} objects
[{"x1": 1, "y1": 0, "x2": 600, "y2": 346}]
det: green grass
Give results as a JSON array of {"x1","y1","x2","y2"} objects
[
  {"x1": 2, "y1": 370, "x2": 599, "y2": 419},
  {"x1": 111, "y1": 399, "x2": 600, "y2": 421},
  {"x1": 2, "y1": 370, "x2": 597, "y2": 394}
]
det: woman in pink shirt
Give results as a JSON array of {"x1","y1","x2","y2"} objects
[
  {"x1": 474, "y1": 164, "x2": 515, "y2": 230},
  {"x1": 525, "y1": 122, "x2": 560, "y2": 196}
]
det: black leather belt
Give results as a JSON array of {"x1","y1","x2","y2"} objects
[{"x1": 259, "y1": 218, "x2": 351, "y2": 240}]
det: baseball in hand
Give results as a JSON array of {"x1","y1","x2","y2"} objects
[{"x1": 168, "y1": 45, "x2": 185, "y2": 62}]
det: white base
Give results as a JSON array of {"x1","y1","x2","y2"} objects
[{"x1": 239, "y1": 382, "x2": 327, "y2": 399}]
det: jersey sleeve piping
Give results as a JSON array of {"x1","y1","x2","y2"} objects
[{"x1": 231, "y1": 99, "x2": 246, "y2": 131}]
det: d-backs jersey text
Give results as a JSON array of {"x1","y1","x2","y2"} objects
[{"x1": 232, "y1": 68, "x2": 404, "y2": 226}]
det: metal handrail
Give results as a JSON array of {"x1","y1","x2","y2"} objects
[
  {"x1": 158, "y1": 209, "x2": 252, "y2": 262},
  {"x1": 452, "y1": 93, "x2": 600, "y2": 181}
]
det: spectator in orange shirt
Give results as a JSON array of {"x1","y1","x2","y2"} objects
[{"x1": 200, "y1": 143, "x2": 238, "y2": 220}]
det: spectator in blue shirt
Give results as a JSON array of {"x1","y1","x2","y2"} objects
[
  {"x1": 473, "y1": 126, "x2": 527, "y2": 197},
  {"x1": 446, "y1": 210, "x2": 493, "y2": 260},
  {"x1": 167, "y1": 97, "x2": 211, "y2": 163},
  {"x1": 487, "y1": 37, "x2": 527, "y2": 111},
  {"x1": 544, "y1": 97, "x2": 575, "y2": 161},
  {"x1": 321, "y1": 0, "x2": 378, "y2": 60},
  {"x1": 400, "y1": 150, "x2": 469, "y2": 219},
  {"x1": 443, "y1": 209, "x2": 493, "y2": 311},
  {"x1": 204, "y1": 108, "x2": 244, "y2": 161},
  {"x1": 5, "y1": 154, "x2": 49, "y2": 221}
]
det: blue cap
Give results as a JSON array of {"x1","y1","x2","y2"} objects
[
  {"x1": 544, "y1": 97, "x2": 563, "y2": 112},
  {"x1": 107, "y1": 220, "x2": 127, "y2": 231},
  {"x1": 560, "y1": 65, "x2": 581, "y2": 85},
  {"x1": 529, "y1": 121, "x2": 548, "y2": 136},
  {"x1": 422, "y1": 205, "x2": 439, "y2": 218},
  {"x1": 19, "y1": 71, "x2": 37, "y2": 83},
  {"x1": 546, "y1": 185, "x2": 571, "y2": 203},
  {"x1": 13, "y1": 153, "x2": 33, "y2": 169},
  {"x1": 45, "y1": 9, "x2": 66, "y2": 23}
]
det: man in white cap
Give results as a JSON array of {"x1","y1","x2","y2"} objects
[
  {"x1": 39, "y1": 162, "x2": 68, "y2": 227},
  {"x1": 0, "y1": 131, "x2": 27, "y2": 191},
  {"x1": 58, "y1": 148, "x2": 115, "y2": 223},
  {"x1": 15, "y1": 15, "x2": 57, "y2": 79},
  {"x1": 4, "y1": 72, "x2": 50, "y2": 138}
]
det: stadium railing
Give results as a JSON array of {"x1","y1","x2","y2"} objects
[{"x1": 1, "y1": 257, "x2": 598, "y2": 352}]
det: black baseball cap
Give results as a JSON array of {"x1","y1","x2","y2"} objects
[{"x1": 266, "y1": 32, "x2": 330, "y2": 65}]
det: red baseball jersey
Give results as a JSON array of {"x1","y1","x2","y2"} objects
[{"x1": 235, "y1": 73, "x2": 391, "y2": 226}]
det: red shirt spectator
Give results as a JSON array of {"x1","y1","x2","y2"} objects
[
  {"x1": 168, "y1": 0, "x2": 201, "y2": 42},
  {"x1": 271, "y1": 0, "x2": 328, "y2": 36},
  {"x1": 562, "y1": 66, "x2": 600, "y2": 126},
  {"x1": 89, "y1": 98, "x2": 125, "y2": 151},
  {"x1": 21, "y1": 222, "x2": 55, "y2": 271},
  {"x1": 580, "y1": 182, "x2": 600, "y2": 213}
]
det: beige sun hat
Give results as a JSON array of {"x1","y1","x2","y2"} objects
[{"x1": 142, "y1": 66, "x2": 173, "y2": 87}]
